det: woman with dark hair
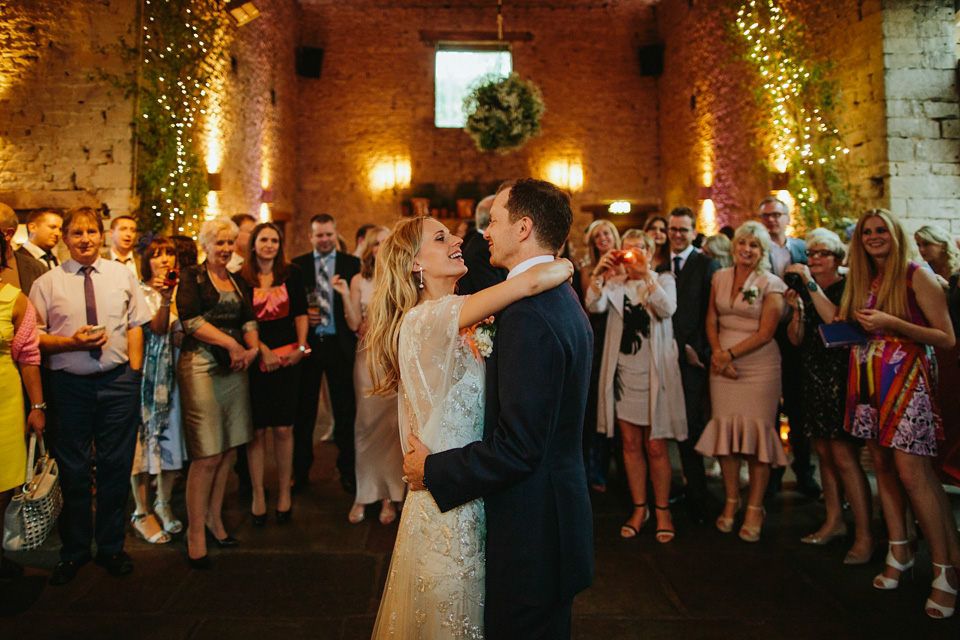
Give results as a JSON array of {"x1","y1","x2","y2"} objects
[
  {"x1": 840, "y1": 209, "x2": 959, "y2": 618},
  {"x1": 177, "y1": 217, "x2": 259, "y2": 568},
  {"x1": 643, "y1": 215, "x2": 670, "y2": 271},
  {"x1": 241, "y1": 222, "x2": 308, "y2": 525},
  {"x1": 0, "y1": 233, "x2": 45, "y2": 580},
  {"x1": 129, "y1": 236, "x2": 188, "y2": 543},
  {"x1": 171, "y1": 235, "x2": 199, "y2": 270},
  {"x1": 343, "y1": 225, "x2": 404, "y2": 524}
]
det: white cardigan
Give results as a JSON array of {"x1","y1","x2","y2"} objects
[{"x1": 585, "y1": 272, "x2": 688, "y2": 442}]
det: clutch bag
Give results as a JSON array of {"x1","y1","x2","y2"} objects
[
  {"x1": 3, "y1": 435, "x2": 62, "y2": 551},
  {"x1": 258, "y1": 342, "x2": 311, "y2": 372},
  {"x1": 818, "y1": 321, "x2": 866, "y2": 348}
]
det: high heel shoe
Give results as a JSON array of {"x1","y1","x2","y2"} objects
[
  {"x1": 715, "y1": 497, "x2": 740, "y2": 534},
  {"x1": 276, "y1": 508, "x2": 292, "y2": 525},
  {"x1": 205, "y1": 526, "x2": 239, "y2": 548},
  {"x1": 873, "y1": 540, "x2": 914, "y2": 590},
  {"x1": 620, "y1": 503, "x2": 650, "y2": 539},
  {"x1": 188, "y1": 554, "x2": 212, "y2": 570},
  {"x1": 800, "y1": 524, "x2": 847, "y2": 545},
  {"x1": 654, "y1": 505, "x2": 674, "y2": 544},
  {"x1": 131, "y1": 513, "x2": 171, "y2": 544},
  {"x1": 251, "y1": 512, "x2": 267, "y2": 527},
  {"x1": 153, "y1": 500, "x2": 183, "y2": 534},
  {"x1": 738, "y1": 504, "x2": 765, "y2": 542},
  {"x1": 925, "y1": 563, "x2": 957, "y2": 619}
]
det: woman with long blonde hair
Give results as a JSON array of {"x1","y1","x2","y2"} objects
[
  {"x1": 365, "y1": 212, "x2": 573, "y2": 638},
  {"x1": 840, "y1": 209, "x2": 959, "y2": 619}
]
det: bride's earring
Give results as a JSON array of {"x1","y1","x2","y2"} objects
[{"x1": 418, "y1": 267, "x2": 424, "y2": 289}]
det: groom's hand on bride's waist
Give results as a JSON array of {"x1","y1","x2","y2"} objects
[{"x1": 403, "y1": 435, "x2": 431, "y2": 491}]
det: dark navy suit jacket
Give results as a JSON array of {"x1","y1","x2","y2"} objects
[{"x1": 424, "y1": 283, "x2": 594, "y2": 607}]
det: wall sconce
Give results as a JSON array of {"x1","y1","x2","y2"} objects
[
  {"x1": 546, "y1": 158, "x2": 583, "y2": 193},
  {"x1": 261, "y1": 188, "x2": 274, "y2": 203},
  {"x1": 698, "y1": 185, "x2": 713, "y2": 201},
  {"x1": 370, "y1": 157, "x2": 412, "y2": 193},
  {"x1": 207, "y1": 173, "x2": 222, "y2": 192},
  {"x1": 608, "y1": 201, "x2": 631, "y2": 214},
  {"x1": 226, "y1": 1, "x2": 261, "y2": 26}
]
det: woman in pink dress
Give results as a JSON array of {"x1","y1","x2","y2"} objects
[{"x1": 696, "y1": 221, "x2": 787, "y2": 542}]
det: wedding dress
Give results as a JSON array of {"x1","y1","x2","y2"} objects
[{"x1": 372, "y1": 295, "x2": 486, "y2": 640}]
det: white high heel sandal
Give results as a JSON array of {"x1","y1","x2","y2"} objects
[
  {"x1": 873, "y1": 540, "x2": 914, "y2": 590},
  {"x1": 925, "y1": 563, "x2": 957, "y2": 619}
]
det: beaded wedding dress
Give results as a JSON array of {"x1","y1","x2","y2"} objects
[{"x1": 372, "y1": 295, "x2": 486, "y2": 640}]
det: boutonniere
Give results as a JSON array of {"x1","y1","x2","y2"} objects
[
  {"x1": 461, "y1": 317, "x2": 497, "y2": 360},
  {"x1": 739, "y1": 285, "x2": 760, "y2": 304}
]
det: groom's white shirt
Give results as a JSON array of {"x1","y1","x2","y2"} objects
[{"x1": 506, "y1": 254, "x2": 554, "y2": 280}]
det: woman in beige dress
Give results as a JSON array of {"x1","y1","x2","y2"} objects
[{"x1": 695, "y1": 221, "x2": 787, "y2": 542}]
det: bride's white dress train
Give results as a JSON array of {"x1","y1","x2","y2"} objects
[{"x1": 372, "y1": 295, "x2": 486, "y2": 639}]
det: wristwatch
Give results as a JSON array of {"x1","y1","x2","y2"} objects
[
  {"x1": 807, "y1": 280, "x2": 818, "y2": 292},
  {"x1": 31, "y1": 402, "x2": 47, "y2": 411},
  {"x1": 298, "y1": 345, "x2": 308, "y2": 353}
]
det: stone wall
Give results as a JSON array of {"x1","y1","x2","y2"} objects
[
  {"x1": 658, "y1": 0, "x2": 891, "y2": 233},
  {"x1": 883, "y1": 0, "x2": 960, "y2": 234},
  {"x1": 292, "y1": 0, "x2": 661, "y2": 256}
]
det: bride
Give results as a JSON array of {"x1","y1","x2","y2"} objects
[{"x1": 364, "y1": 216, "x2": 572, "y2": 638}]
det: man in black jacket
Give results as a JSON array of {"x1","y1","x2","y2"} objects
[
  {"x1": 657, "y1": 206, "x2": 719, "y2": 523},
  {"x1": 291, "y1": 214, "x2": 361, "y2": 493},
  {"x1": 457, "y1": 195, "x2": 507, "y2": 295}
]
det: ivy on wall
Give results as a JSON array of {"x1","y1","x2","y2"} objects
[
  {"x1": 106, "y1": 0, "x2": 228, "y2": 235},
  {"x1": 728, "y1": 0, "x2": 854, "y2": 233}
]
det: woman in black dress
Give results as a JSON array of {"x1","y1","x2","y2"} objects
[
  {"x1": 242, "y1": 223, "x2": 308, "y2": 525},
  {"x1": 784, "y1": 228, "x2": 872, "y2": 564}
]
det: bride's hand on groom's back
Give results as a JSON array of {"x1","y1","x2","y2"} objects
[{"x1": 528, "y1": 258, "x2": 574, "y2": 294}]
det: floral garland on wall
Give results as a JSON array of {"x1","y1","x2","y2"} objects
[
  {"x1": 463, "y1": 73, "x2": 546, "y2": 154},
  {"x1": 105, "y1": 0, "x2": 228, "y2": 235},
  {"x1": 729, "y1": 0, "x2": 854, "y2": 234}
]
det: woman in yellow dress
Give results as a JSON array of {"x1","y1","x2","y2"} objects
[{"x1": 0, "y1": 234, "x2": 46, "y2": 580}]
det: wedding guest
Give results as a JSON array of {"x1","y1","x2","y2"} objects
[
  {"x1": 0, "y1": 235, "x2": 45, "y2": 581},
  {"x1": 129, "y1": 237, "x2": 188, "y2": 544},
  {"x1": 457, "y1": 195, "x2": 507, "y2": 295},
  {"x1": 353, "y1": 223, "x2": 374, "y2": 258},
  {"x1": 695, "y1": 221, "x2": 787, "y2": 542},
  {"x1": 14, "y1": 208, "x2": 63, "y2": 294},
  {"x1": 171, "y1": 235, "x2": 198, "y2": 269},
  {"x1": 580, "y1": 220, "x2": 621, "y2": 492},
  {"x1": 105, "y1": 216, "x2": 140, "y2": 278},
  {"x1": 31, "y1": 206, "x2": 150, "y2": 585},
  {"x1": 176, "y1": 217, "x2": 259, "y2": 568},
  {"x1": 644, "y1": 215, "x2": 670, "y2": 271},
  {"x1": 227, "y1": 214, "x2": 257, "y2": 274},
  {"x1": 242, "y1": 222, "x2": 308, "y2": 526},
  {"x1": 840, "y1": 209, "x2": 959, "y2": 619},
  {"x1": 702, "y1": 233, "x2": 733, "y2": 268},
  {"x1": 914, "y1": 225, "x2": 960, "y2": 486},
  {"x1": 783, "y1": 229, "x2": 873, "y2": 564},
  {"x1": 345, "y1": 225, "x2": 404, "y2": 524},
  {"x1": 586, "y1": 230, "x2": 686, "y2": 542},
  {"x1": 0, "y1": 204, "x2": 48, "y2": 294}
]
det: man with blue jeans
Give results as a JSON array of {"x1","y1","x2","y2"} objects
[{"x1": 30, "y1": 207, "x2": 150, "y2": 585}]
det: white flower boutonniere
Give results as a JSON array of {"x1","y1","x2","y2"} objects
[
  {"x1": 461, "y1": 317, "x2": 497, "y2": 360},
  {"x1": 739, "y1": 286, "x2": 760, "y2": 304}
]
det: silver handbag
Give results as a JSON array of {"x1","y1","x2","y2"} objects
[{"x1": 3, "y1": 434, "x2": 62, "y2": 551}]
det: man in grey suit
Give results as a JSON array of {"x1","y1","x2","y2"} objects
[{"x1": 0, "y1": 204, "x2": 59, "y2": 294}]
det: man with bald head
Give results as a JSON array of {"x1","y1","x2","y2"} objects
[{"x1": 0, "y1": 203, "x2": 56, "y2": 294}]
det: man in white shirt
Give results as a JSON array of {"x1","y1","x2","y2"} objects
[
  {"x1": 227, "y1": 213, "x2": 257, "y2": 273},
  {"x1": 30, "y1": 207, "x2": 151, "y2": 586},
  {"x1": 105, "y1": 215, "x2": 140, "y2": 278},
  {"x1": 11, "y1": 208, "x2": 62, "y2": 294}
]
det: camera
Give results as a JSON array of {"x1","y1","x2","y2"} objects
[
  {"x1": 783, "y1": 272, "x2": 805, "y2": 294},
  {"x1": 611, "y1": 249, "x2": 638, "y2": 265},
  {"x1": 163, "y1": 268, "x2": 180, "y2": 288}
]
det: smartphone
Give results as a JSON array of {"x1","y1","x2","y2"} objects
[
  {"x1": 163, "y1": 268, "x2": 180, "y2": 288},
  {"x1": 88, "y1": 325, "x2": 106, "y2": 338}
]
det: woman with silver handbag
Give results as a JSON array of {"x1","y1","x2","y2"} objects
[{"x1": 0, "y1": 232, "x2": 47, "y2": 580}]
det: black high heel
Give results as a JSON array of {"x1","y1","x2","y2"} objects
[
  {"x1": 276, "y1": 508, "x2": 292, "y2": 525},
  {"x1": 188, "y1": 554, "x2": 212, "y2": 570},
  {"x1": 205, "y1": 526, "x2": 239, "y2": 548}
]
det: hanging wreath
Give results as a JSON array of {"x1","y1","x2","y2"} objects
[{"x1": 463, "y1": 73, "x2": 546, "y2": 154}]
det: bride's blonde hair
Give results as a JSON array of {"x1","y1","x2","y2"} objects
[{"x1": 364, "y1": 216, "x2": 426, "y2": 395}]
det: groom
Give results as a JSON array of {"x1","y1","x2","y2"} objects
[{"x1": 404, "y1": 178, "x2": 594, "y2": 639}]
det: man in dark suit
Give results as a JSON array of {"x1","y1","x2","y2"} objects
[
  {"x1": 457, "y1": 194, "x2": 507, "y2": 295},
  {"x1": 404, "y1": 179, "x2": 594, "y2": 639},
  {"x1": 658, "y1": 206, "x2": 719, "y2": 523},
  {"x1": 291, "y1": 214, "x2": 361, "y2": 493},
  {"x1": 0, "y1": 206, "x2": 61, "y2": 295}
]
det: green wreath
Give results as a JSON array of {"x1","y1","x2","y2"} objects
[{"x1": 463, "y1": 73, "x2": 545, "y2": 154}]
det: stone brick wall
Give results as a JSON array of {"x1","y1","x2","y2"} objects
[
  {"x1": 292, "y1": 1, "x2": 661, "y2": 256},
  {"x1": 0, "y1": 0, "x2": 137, "y2": 216},
  {"x1": 883, "y1": 0, "x2": 960, "y2": 234},
  {"x1": 658, "y1": 0, "x2": 891, "y2": 233}
]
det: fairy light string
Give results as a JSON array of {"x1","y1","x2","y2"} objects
[{"x1": 732, "y1": 0, "x2": 853, "y2": 232}]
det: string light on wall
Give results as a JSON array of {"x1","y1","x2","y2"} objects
[{"x1": 732, "y1": 0, "x2": 852, "y2": 233}]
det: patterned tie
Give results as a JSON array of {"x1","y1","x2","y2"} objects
[
  {"x1": 673, "y1": 255, "x2": 682, "y2": 276},
  {"x1": 79, "y1": 266, "x2": 102, "y2": 359},
  {"x1": 43, "y1": 252, "x2": 58, "y2": 269},
  {"x1": 316, "y1": 259, "x2": 332, "y2": 327}
]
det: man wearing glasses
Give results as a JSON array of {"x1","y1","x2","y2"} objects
[
  {"x1": 658, "y1": 206, "x2": 719, "y2": 524},
  {"x1": 758, "y1": 197, "x2": 821, "y2": 499}
]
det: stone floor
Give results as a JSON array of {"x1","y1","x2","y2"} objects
[{"x1": 2, "y1": 441, "x2": 959, "y2": 639}]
